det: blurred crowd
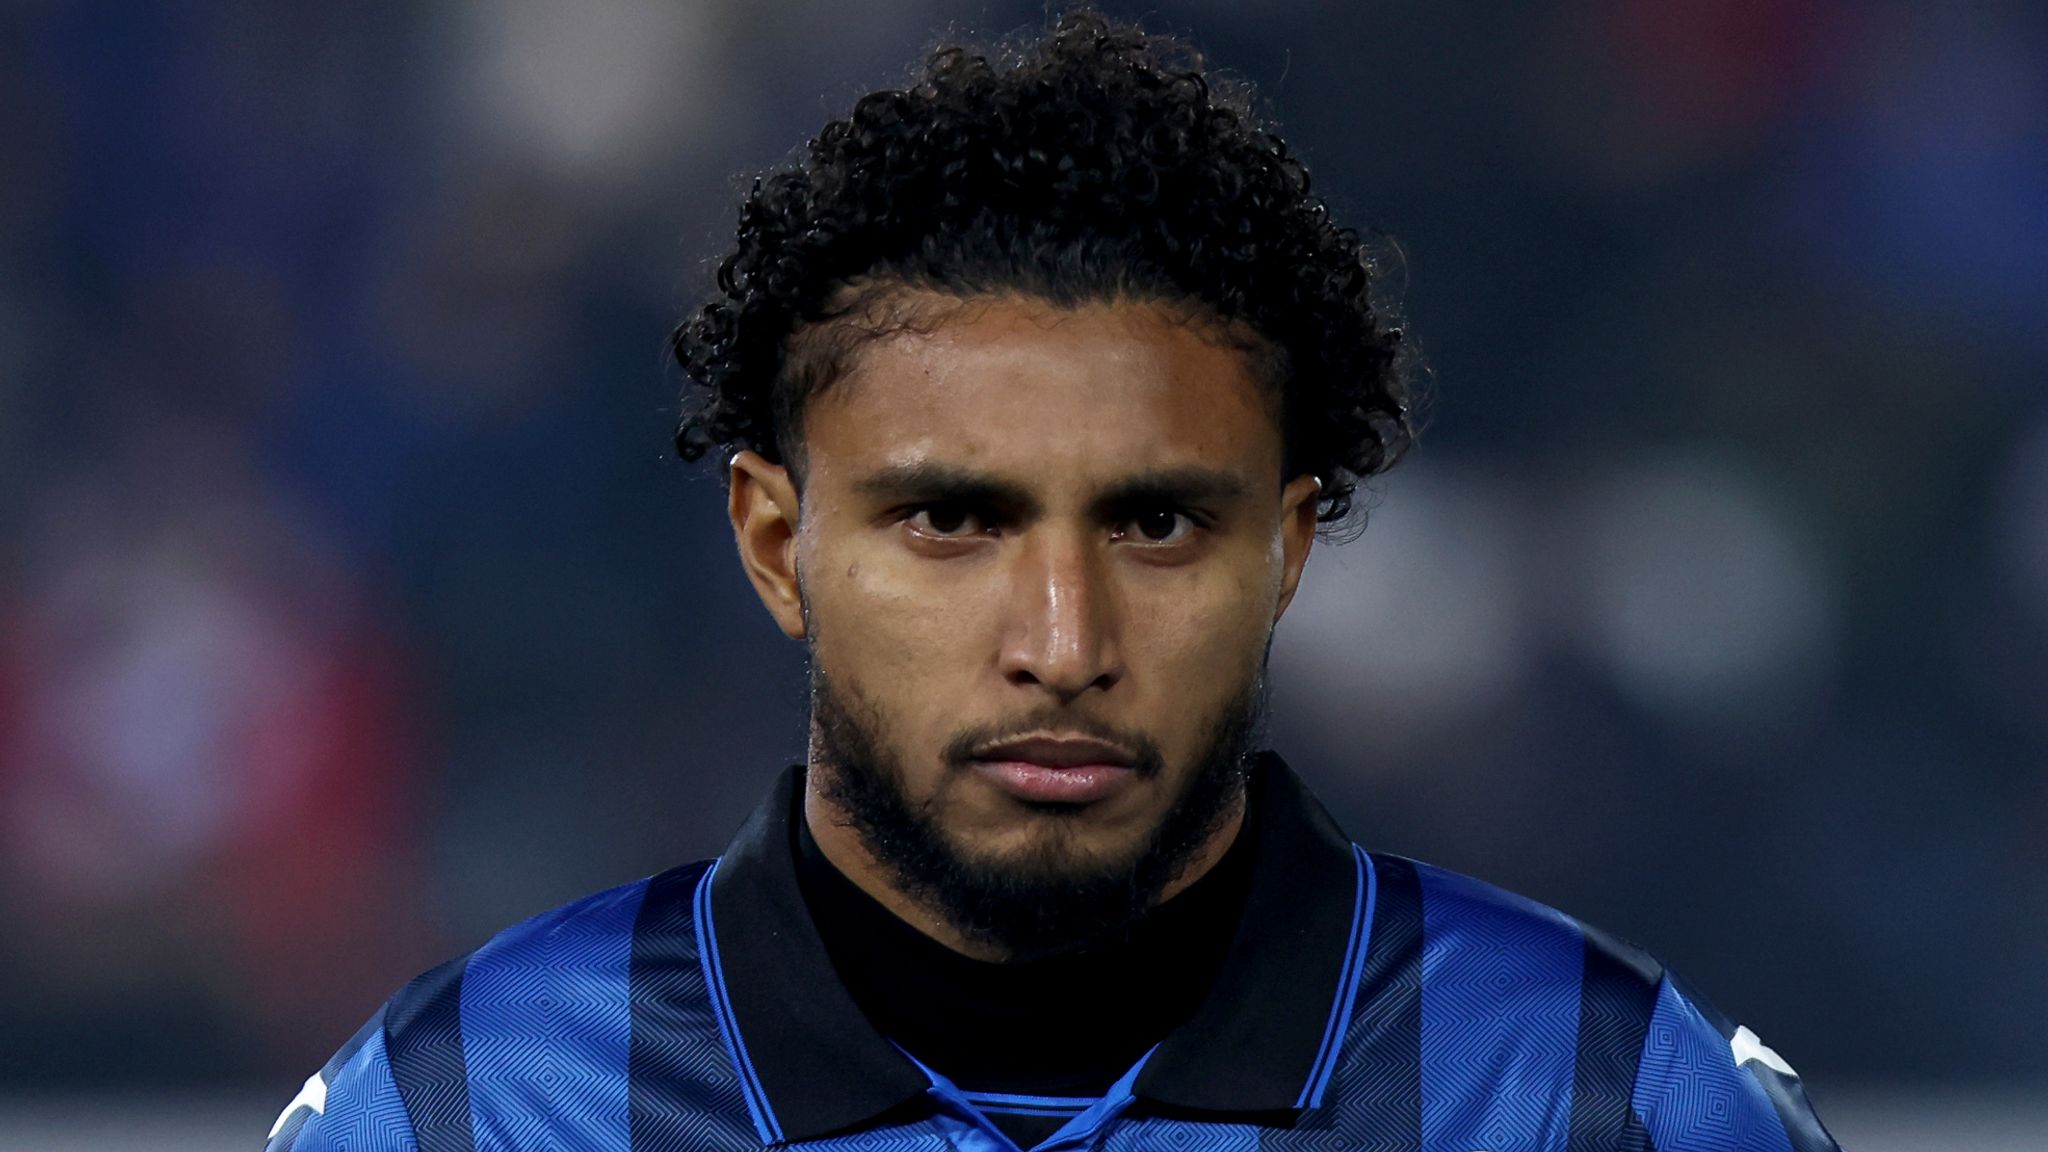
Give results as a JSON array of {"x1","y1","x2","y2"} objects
[{"x1": 0, "y1": 0, "x2": 2042, "y2": 1097}]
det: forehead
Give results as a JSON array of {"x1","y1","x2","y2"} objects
[{"x1": 800, "y1": 294, "x2": 1283, "y2": 486}]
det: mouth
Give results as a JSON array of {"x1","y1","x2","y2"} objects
[{"x1": 966, "y1": 734, "x2": 1141, "y2": 805}]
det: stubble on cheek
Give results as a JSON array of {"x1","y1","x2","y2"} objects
[{"x1": 801, "y1": 554, "x2": 979, "y2": 810}]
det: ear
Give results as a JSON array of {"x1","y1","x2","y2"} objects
[
  {"x1": 1272, "y1": 473, "x2": 1323, "y2": 623},
  {"x1": 729, "y1": 450, "x2": 808, "y2": 639}
]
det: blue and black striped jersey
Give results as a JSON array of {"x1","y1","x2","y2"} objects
[{"x1": 266, "y1": 756, "x2": 1841, "y2": 1152}]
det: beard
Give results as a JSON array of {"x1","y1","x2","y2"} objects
[{"x1": 806, "y1": 658, "x2": 1267, "y2": 960}]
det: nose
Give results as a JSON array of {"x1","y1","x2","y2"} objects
[{"x1": 996, "y1": 527, "x2": 1124, "y2": 702}]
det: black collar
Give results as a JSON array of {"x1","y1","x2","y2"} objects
[
  {"x1": 703, "y1": 750, "x2": 1365, "y2": 1142},
  {"x1": 791, "y1": 788, "x2": 1253, "y2": 1097}
]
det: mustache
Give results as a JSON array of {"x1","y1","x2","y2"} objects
[{"x1": 940, "y1": 711, "x2": 1166, "y2": 778}]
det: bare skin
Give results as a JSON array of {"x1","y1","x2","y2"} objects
[{"x1": 728, "y1": 292, "x2": 1322, "y2": 960}]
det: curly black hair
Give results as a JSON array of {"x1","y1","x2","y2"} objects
[{"x1": 671, "y1": 7, "x2": 1419, "y2": 532}]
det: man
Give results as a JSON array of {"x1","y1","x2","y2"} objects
[{"x1": 267, "y1": 10, "x2": 1841, "y2": 1152}]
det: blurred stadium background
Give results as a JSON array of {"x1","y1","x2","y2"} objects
[{"x1": 1, "y1": 0, "x2": 2044, "y2": 1147}]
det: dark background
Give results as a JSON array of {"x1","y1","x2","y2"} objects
[{"x1": 1, "y1": 0, "x2": 2043, "y2": 1138}]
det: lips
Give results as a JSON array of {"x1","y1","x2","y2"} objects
[{"x1": 967, "y1": 734, "x2": 1139, "y2": 804}]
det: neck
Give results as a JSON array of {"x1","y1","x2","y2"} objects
[{"x1": 801, "y1": 770, "x2": 1247, "y2": 963}]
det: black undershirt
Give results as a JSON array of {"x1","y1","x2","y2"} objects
[{"x1": 792, "y1": 805, "x2": 1255, "y2": 1148}]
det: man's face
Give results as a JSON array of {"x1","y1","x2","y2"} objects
[{"x1": 730, "y1": 292, "x2": 1321, "y2": 948}]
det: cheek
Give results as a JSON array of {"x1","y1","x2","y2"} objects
[
  {"x1": 1122, "y1": 562, "x2": 1276, "y2": 697},
  {"x1": 803, "y1": 538, "x2": 1001, "y2": 720}
]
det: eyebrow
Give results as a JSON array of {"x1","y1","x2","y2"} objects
[
  {"x1": 851, "y1": 461, "x2": 1251, "y2": 519},
  {"x1": 1088, "y1": 467, "x2": 1251, "y2": 518}
]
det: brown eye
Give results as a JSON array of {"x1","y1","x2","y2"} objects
[
  {"x1": 1119, "y1": 508, "x2": 1195, "y2": 544},
  {"x1": 1136, "y1": 510, "x2": 1180, "y2": 540},
  {"x1": 908, "y1": 504, "x2": 981, "y2": 537}
]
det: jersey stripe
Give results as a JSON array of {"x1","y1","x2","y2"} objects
[
  {"x1": 1659, "y1": 973, "x2": 1842, "y2": 1152},
  {"x1": 1744, "y1": 1056, "x2": 1841, "y2": 1151},
  {"x1": 1327, "y1": 853, "x2": 1423, "y2": 1150},
  {"x1": 266, "y1": 1007, "x2": 393, "y2": 1151},
  {"x1": 1297, "y1": 845, "x2": 1375, "y2": 1107},
  {"x1": 692, "y1": 859, "x2": 782, "y2": 1142},
  {"x1": 385, "y1": 956, "x2": 476, "y2": 1152},
  {"x1": 1417, "y1": 863, "x2": 1583, "y2": 1152},
  {"x1": 324, "y1": 1007, "x2": 390, "y2": 1082},
  {"x1": 1565, "y1": 925, "x2": 1663, "y2": 1152},
  {"x1": 628, "y1": 861, "x2": 757, "y2": 1152},
  {"x1": 1634, "y1": 979, "x2": 1793, "y2": 1152},
  {"x1": 272, "y1": 1024, "x2": 418, "y2": 1152},
  {"x1": 461, "y1": 881, "x2": 645, "y2": 1152}
]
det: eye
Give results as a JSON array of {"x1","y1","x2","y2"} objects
[
  {"x1": 905, "y1": 503, "x2": 987, "y2": 538},
  {"x1": 1116, "y1": 508, "x2": 1198, "y2": 545}
]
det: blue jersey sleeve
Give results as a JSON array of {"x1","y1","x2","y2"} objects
[
  {"x1": 1631, "y1": 974, "x2": 1843, "y2": 1152},
  {"x1": 263, "y1": 1006, "x2": 419, "y2": 1152}
]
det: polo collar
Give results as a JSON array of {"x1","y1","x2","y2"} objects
[{"x1": 700, "y1": 751, "x2": 1369, "y2": 1143}]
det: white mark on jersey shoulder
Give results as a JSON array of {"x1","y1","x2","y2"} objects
[
  {"x1": 268, "y1": 1070, "x2": 330, "y2": 1139},
  {"x1": 1731, "y1": 1024, "x2": 1797, "y2": 1077}
]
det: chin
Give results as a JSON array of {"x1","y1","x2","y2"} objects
[{"x1": 950, "y1": 818, "x2": 1147, "y2": 881}]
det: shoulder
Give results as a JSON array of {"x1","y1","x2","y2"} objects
[
  {"x1": 266, "y1": 1005, "x2": 415, "y2": 1151},
  {"x1": 384, "y1": 860, "x2": 713, "y2": 1064},
  {"x1": 1367, "y1": 853, "x2": 1666, "y2": 1077},
  {"x1": 423, "y1": 866, "x2": 680, "y2": 1002},
  {"x1": 1369, "y1": 852, "x2": 1667, "y2": 1019},
  {"x1": 1402, "y1": 854, "x2": 1660, "y2": 982},
  {"x1": 1355, "y1": 853, "x2": 1840, "y2": 1152},
  {"x1": 268, "y1": 861, "x2": 718, "y2": 1152},
  {"x1": 1632, "y1": 969, "x2": 1844, "y2": 1151}
]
